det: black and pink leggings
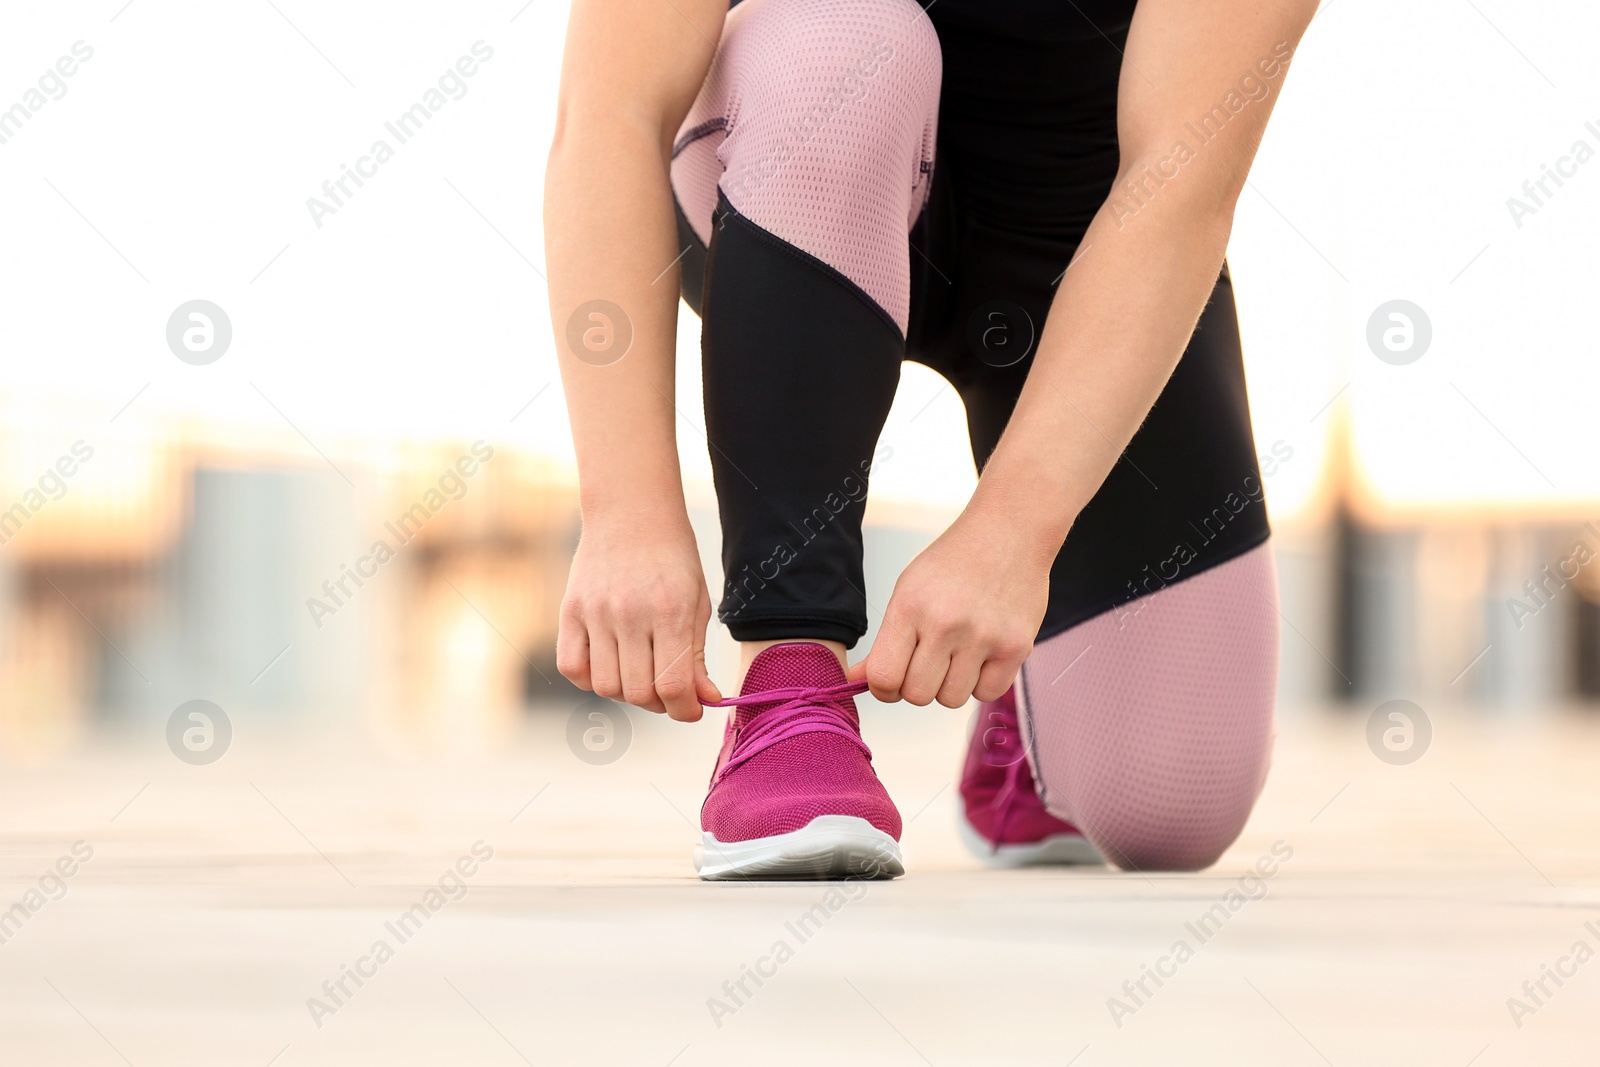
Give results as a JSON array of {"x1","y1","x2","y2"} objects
[{"x1": 671, "y1": 0, "x2": 1279, "y2": 870}]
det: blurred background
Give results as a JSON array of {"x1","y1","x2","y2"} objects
[
  {"x1": 5, "y1": 3, "x2": 1600, "y2": 1063},
  {"x1": 2, "y1": 0, "x2": 1599, "y2": 753}
]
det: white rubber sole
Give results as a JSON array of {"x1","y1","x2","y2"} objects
[
  {"x1": 696, "y1": 815, "x2": 904, "y2": 881},
  {"x1": 957, "y1": 811, "x2": 1104, "y2": 868}
]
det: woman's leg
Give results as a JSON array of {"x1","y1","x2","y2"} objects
[
  {"x1": 1016, "y1": 543, "x2": 1280, "y2": 871},
  {"x1": 668, "y1": 0, "x2": 942, "y2": 878},
  {"x1": 670, "y1": 0, "x2": 941, "y2": 653},
  {"x1": 931, "y1": 237, "x2": 1277, "y2": 870}
]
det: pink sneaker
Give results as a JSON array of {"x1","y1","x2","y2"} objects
[
  {"x1": 696, "y1": 642, "x2": 903, "y2": 880},
  {"x1": 959, "y1": 687, "x2": 1102, "y2": 867}
]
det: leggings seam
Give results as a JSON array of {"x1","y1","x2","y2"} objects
[
  {"x1": 722, "y1": 607, "x2": 862, "y2": 628},
  {"x1": 714, "y1": 191, "x2": 905, "y2": 342},
  {"x1": 1035, "y1": 524, "x2": 1272, "y2": 645},
  {"x1": 672, "y1": 117, "x2": 727, "y2": 159}
]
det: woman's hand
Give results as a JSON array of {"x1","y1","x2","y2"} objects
[
  {"x1": 557, "y1": 516, "x2": 722, "y2": 722},
  {"x1": 848, "y1": 510, "x2": 1052, "y2": 708}
]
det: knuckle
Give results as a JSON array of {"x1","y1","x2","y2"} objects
[
  {"x1": 655, "y1": 677, "x2": 689, "y2": 701},
  {"x1": 991, "y1": 638, "x2": 1030, "y2": 663}
]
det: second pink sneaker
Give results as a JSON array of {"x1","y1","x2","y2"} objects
[
  {"x1": 959, "y1": 686, "x2": 1102, "y2": 867},
  {"x1": 696, "y1": 642, "x2": 903, "y2": 880}
]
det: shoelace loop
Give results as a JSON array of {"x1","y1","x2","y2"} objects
[{"x1": 707, "y1": 681, "x2": 871, "y2": 780}]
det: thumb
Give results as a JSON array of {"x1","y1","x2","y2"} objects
[
  {"x1": 694, "y1": 645, "x2": 723, "y2": 704},
  {"x1": 845, "y1": 656, "x2": 870, "y2": 684}
]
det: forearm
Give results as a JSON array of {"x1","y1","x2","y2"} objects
[
  {"x1": 545, "y1": 122, "x2": 690, "y2": 529},
  {"x1": 965, "y1": 184, "x2": 1233, "y2": 563},
  {"x1": 964, "y1": 0, "x2": 1316, "y2": 564}
]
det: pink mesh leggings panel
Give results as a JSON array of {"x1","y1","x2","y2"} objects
[
  {"x1": 670, "y1": 0, "x2": 941, "y2": 333},
  {"x1": 1016, "y1": 543, "x2": 1281, "y2": 872}
]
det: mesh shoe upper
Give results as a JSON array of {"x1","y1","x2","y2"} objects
[
  {"x1": 960, "y1": 686, "x2": 1083, "y2": 848},
  {"x1": 701, "y1": 642, "x2": 901, "y2": 843}
]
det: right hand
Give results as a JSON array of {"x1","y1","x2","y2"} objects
[{"x1": 556, "y1": 518, "x2": 722, "y2": 721}]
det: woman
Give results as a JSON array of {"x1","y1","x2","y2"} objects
[{"x1": 547, "y1": 0, "x2": 1316, "y2": 879}]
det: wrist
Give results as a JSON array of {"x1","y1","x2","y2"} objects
[
  {"x1": 952, "y1": 493, "x2": 1065, "y2": 573},
  {"x1": 579, "y1": 481, "x2": 692, "y2": 538}
]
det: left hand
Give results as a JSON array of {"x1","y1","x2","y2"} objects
[{"x1": 847, "y1": 512, "x2": 1052, "y2": 707}]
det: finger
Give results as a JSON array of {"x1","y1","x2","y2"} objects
[
  {"x1": 935, "y1": 648, "x2": 985, "y2": 709},
  {"x1": 898, "y1": 637, "x2": 949, "y2": 707},
  {"x1": 864, "y1": 612, "x2": 916, "y2": 703},
  {"x1": 692, "y1": 596, "x2": 722, "y2": 707},
  {"x1": 974, "y1": 657, "x2": 1023, "y2": 703},
  {"x1": 586, "y1": 626, "x2": 623, "y2": 701},
  {"x1": 556, "y1": 608, "x2": 593, "y2": 691},
  {"x1": 654, "y1": 631, "x2": 702, "y2": 724},
  {"x1": 845, "y1": 658, "x2": 869, "y2": 684},
  {"x1": 619, "y1": 631, "x2": 665, "y2": 714}
]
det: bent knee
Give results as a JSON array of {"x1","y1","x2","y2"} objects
[
  {"x1": 672, "y1": 0, "x2": 941, "y2": 328},
  {"x1": 1074, "y1": 794, "x2": 1261, "y2": 872}
]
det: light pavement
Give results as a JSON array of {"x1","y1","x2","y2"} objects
[{"x1": 0, "y1": 700, "x2": 1596, "y2": 1066}]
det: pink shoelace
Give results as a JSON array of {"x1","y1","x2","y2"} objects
[{"x1": 707, "y1": 681, "x2": 872, "y2": 782}]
